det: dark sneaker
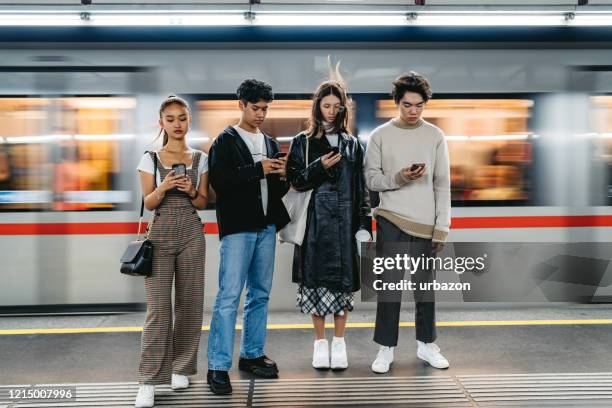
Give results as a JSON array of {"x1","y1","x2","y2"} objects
[
  {"x1": 238, "y1": 355, "x2": 279, "y2": 378},
  {"x1": 207, "y1": 370, "x2": 232, "y2": 395}
]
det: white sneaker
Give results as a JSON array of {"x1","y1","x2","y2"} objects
[
  {"x1": 171, "y1": 374, "x2": 189, "y2": 390},
  {"x1": 371, "y1": 346, "x2": 394, "y2": 374},
  {"x1": 134, "y1": 384, "x2": 155, "y2": 408},
  {"x1": 330, "y1": 337, "x2": 348, "y2": 370},
  {"x1": 417, "y1": 341, "x2": 450, "y2": 369},
  {"x1": 312, "y1": 339, "x2": 330, "y2": 369}
]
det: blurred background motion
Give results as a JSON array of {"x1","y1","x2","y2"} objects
[
  {"x1": 1, "y1": 93, "x2": 604, "y2": 210},
  {"x1": 1, "y1": 0, "x2": 612, "y2": 312}
]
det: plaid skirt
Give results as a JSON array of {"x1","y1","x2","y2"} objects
[{"x1": 297, "y1": 285, "x2": 354, "y2": 317}]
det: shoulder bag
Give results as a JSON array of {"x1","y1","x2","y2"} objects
[
  {"x1": 120, "y1": 152, "x2": 157, "y2": 277},
  {"x1": 279, "y1": 136, "x2": 313, "y2": 246}
]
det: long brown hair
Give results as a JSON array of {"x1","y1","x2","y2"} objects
[
  {"x1": 306, "y1": 81, "x2": 350, "y2": 139},
  {"x1": 156, "y1": 94, "x2": 190, "y2": 147}
]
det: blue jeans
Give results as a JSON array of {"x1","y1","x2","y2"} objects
[{"x1": 207, "y1": 224, "x2": 276, "y2": 371}]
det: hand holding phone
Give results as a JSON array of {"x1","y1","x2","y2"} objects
[
  {"x1": 171, "y1": 163, "x2": 187, "y2": 177},
  {"x1": 402, "y1": 163, "x2": 426, "y2": 182},
  {"x1": 409, "y1": 163, "x2": 425, "y2": 172},
  {"x1": 270, "y1": 152, "x2": 287, "y2": 179},
  {"x1": 321, "y1": 148, "x2": 342, "y2": 170}
]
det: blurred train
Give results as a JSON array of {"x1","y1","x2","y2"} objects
[{"x1": 2, "y1": 26, "x2": 612, "y2": 313}]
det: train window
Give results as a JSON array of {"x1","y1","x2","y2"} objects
[
  {"x1": 196, "y1": 99, "x2": 357, "y2": 153},
  {"x1": 376, "y1": 99, "x2": 534, "y2": 204},
  {"x1": 54, "y1": 97, "x2": 135, "y2": 211},
  {"x1": 0, "y1": 97, "x2": 135, "y2": 211},
  {"x1": 0, "y1": 98, "x2": 53, "y2": 210},
  {"x1": 196, "y1": 98, "x2": 357, "y2": 208},
  {"x1": 590, "y1": 96, "x2": 612, "y2": 202}
]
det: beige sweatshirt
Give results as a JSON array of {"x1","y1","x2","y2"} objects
[{"x1": 364, "y1": 118, "x2": 451, "y2": 242}]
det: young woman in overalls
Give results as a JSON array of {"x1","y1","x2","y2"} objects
[{"x1": 135, "y1": 95, "x2": 208, "y2": 408}]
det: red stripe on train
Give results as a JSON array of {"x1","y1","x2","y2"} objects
[
  {"x1": 451, "y1": 215, "x2": 612, "y2": 229},
  {"x1": 0, "y1": 215, "x2": 611, "y2": 235}
]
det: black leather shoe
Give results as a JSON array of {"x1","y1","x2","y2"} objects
[
  {"x1": 238, "y1": 355, "x2": 279, "y2": 378},
  {"x1": 207, "y1": 370, "x2": 232, "y2": 395}
]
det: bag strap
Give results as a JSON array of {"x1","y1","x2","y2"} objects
[
  {"x1": 137, "y1": 151, "x2": 158, "y2": 240},
  {"x1": 305, "y1": 134, "x2": 309, "y2": 168}
]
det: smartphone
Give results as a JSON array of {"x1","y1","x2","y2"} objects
[
  {"x1": 329, "y1": 146, "x2": 340, "y2": 155},
  {"x1": 171, "y1": 163, "x2": 187, "y2": 177},
  {"x1": 410, "y1": 163, "x2": 425, "y2": 171},
  {"x1": 274, "y1": 152, "x2": 287, "y2": 159}
]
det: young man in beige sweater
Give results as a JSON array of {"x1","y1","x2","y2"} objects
[{"x1": 364, "y1": 72, "x2": 451, "y2": 372}]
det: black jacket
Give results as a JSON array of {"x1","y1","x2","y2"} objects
[
  {"x1": 209, "y1": 126, "x2": 290, "y2": 239},
  {"x1": 287, "y1": 132, "x2": 371, "y2": 292}
]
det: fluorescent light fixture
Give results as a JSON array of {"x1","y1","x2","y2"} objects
[
  {"x1": 411, "y1": 12, "x2": 566, "y2": 26},
  {"x1": 2, "y1": 10, "x2": 612, "y2": 27},
  {"x1": 0, "y1": 11, "x2": 246, "y2": 26},
  {"x1": 0, "y1": 13, "x2": 81, "y2": 26},
  {"x1": 5, "y1": 135, "x2": 71, "y2": 144},
  {"x1": 253, "y1": 13, "x2": 407, "y2": 26},
  {"x1": 91, "y1": 13, "x2": 247, "y2": 26},
  {"x1": 571, "y1": 14, "x2": 612, "y2": 26},
  {"x1": 74, "y1": 134, "x2": 135, "y2": 141}
]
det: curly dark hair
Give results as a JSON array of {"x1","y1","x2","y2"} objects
[
  {"x1": 236, "y1": 78, "x2": 274, "y2": 104},
  {"x1": 391, "y1": 71, "x2": 433, "y2": 104}
]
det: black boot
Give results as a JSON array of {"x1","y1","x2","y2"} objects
[
  {"x1": 207, "y1": 370, "x2": 232, "y2": 395},
  {"x1": 238, "y1": 355, "x2": 279, "y2": 378}
]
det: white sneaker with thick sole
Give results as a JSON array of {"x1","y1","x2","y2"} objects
[
  {"x1": 134, "y1": 384, "x2": 155, "y2": 408},
  {"x1": 171, "y1": 374, "x2": 189, "y2": 390},
  {"x1": 312, "y1": 339, "x2": 330, "y2": 369},
  {"x1": 416, "y1": 342, "x2": 449, "y2": 369},
  {"x1": 330, "y1": 337, "x2": 348, "y2": 370},
  {"x1": 371, "y1": 346, "x2": 394, "y2": 374}
]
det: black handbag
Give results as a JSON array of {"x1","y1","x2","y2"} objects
[{"x1": 120, "y1": 152, "x2": 157, "y2": 277}]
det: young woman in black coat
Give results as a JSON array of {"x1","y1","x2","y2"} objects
[{"x1": 286, "y1": 80, "x2": 371, "y2": 370}]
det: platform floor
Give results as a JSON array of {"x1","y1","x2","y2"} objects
[{"x1": 1, "y1": 304, "x2": 612, "y2": 407}]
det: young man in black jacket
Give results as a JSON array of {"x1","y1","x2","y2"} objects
[{"x1": 206, "y1": 79, "x2": 290, "y2": 395}]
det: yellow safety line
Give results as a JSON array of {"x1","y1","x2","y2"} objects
[{"x1": 2, "y1": 319, "x2": 612, "y2": 336}]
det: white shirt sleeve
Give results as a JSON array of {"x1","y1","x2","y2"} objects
[
  {"x1": 198, "y1": 152, "x2": 209, "y2": 174},
  {"x1": 137, "y1": 153, "x2": 154, "y2": 174}
]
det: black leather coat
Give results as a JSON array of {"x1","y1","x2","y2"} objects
[{"x1": 287, "y1": 132, "x2": 371, "y2": 292}]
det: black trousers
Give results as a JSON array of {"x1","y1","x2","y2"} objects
[{"x1": 373, "y1": 217, "x2": 436, "y2": 346}]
